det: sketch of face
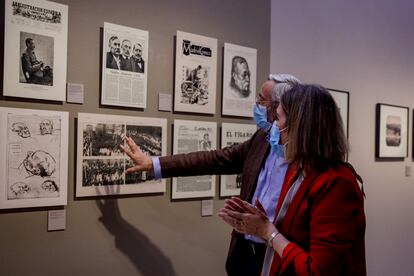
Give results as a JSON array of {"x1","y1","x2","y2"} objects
[
  {"x1": 110, "y1": 38, "x2": 121, "y2": 57},
  {"x1": 26, "y1": 39, "x2": 35, "y2": 51},
  {"x1": 133, "y1": 44, "x2": 143, "y2": 58},
  {"x1": 40, "y1": 119, "x2": 53, "y2": 135},
  {"x1": 11, "y1": 122, "x2": 31, "y2": 138},
  {"x1": 121, "y1": 40, "x2": 132, "y2": 57},
  {"x1": 10, "y1": 182, "x2": 30, "y2": 196},
  {"x1": 233, "y1": 61, "x2": 250, "y2": 95},
  {"x1": 22, "y1": 150, "x2": 56, "y2": 177},
  {"x1": 41, "y1": 180, "x2": 59, "y2": 192}
]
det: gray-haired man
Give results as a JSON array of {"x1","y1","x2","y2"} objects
[{"x1": 121, "y1": 74, "x2": 301, "y2": 276}]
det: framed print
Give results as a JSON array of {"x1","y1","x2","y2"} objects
[
  {"x1": 375, "y1": 103, "x2": 408, "y2": 160},
  {"x1": 220, "y1": 123, "x2": 256, "y2": 197},
  {"x1": 0, "y1": 107, "x2": 68, "y2": 209},
  {"x1": 3, "y1": 0, "x2": 68, "y2": 101},
  {"x1": 222, "y1": 43, "x2": 257, "y2": 117},
  {"x1": 174, "y1": 31, "x2": 217, "y2": 114},
  {"x1": 76, "y1": 113, "x2": 167, "y2": 197},
  {"x1": 172, "y1": 119, "x2": 217, "y2": 199},
  {"x1": 101, "y1": 22, "x2": 149, "y2": 108},
  {"x1": 328, "y1": 89, "x2": 349, "y2": 138}
]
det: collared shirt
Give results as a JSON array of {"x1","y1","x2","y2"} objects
[{"x1": 245, "y1": 149, "x2": 288, "y2": 243}]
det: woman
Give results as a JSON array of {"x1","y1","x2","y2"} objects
[{"x1": 219, "y1": 84, "x2": 366, "y2": 275}]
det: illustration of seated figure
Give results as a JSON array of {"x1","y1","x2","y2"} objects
[
  {"x1": 40, "y1": 119, "x2": 53, "y2": 135},
  {"x1": 21, "y1": 38, "x2": 53, "y2": 85},
  {"x1": 22, "y1": 150, "x2": 56, "y2": 177}
]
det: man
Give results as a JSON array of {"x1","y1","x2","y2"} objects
[
  {"x1": 120, "y1": 39, "x2": 132, "y2": 71},
  {"x1": 121, "y1": 74, "x2": 301, "y2": 276},
  {"x1": 131, "y1": 43, "x2": 145, "y2": 73},
  {"x1": 106, "y1": 36, "x2": 121, "y2": 69},
  {"x1": 229, "y1": 56, "x2": 251, "y2": 98},
  {"x1": 21, "y1": 38, "x2": 44, "y2": 84},
  {"x1": 199, "y1": 133, "x2": 212, "y2": 151}
]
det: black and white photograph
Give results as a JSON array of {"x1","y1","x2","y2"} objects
[
  {"x1": 220, "y1": 123, "x2": 256, "y2": 196},
  {"x1": 172, "y1": 119, "x2": 217, "y2": 199},
  {"x1": 174, "y1": 31, "x2": 217, "y2": 114},
  {"x1": 375, "y1": 103, "x2": 408, "y2": 160},
  {"x1": 82, "y1": 122, "x2": 124, "y2": 157},
  {"x1": 3, "y1": 0, "x2": 68, "y2": 101},
  {"x1": 328, "y1": 89, "x2": 350, "y2": 138},
  {"x1": 101, "y1": 22, "x2": 149, "y2": 108},
  {"x1": 0, "y1": 107, "x2": 68, "y2": 209},
  {"x1": 76, "y1": 113, "x2": 167, "y2": 197},
  {"x1": 126, "y1": 125, "x2": 162, "y2": 156},
  {"x1": 82, "y1": 159, "x2": 125, "y2": 187},
  {"x1": 19, "y1": 32, "x2": 54, "y2": 86},
  {"x1": 222, "y1": 43, "x2": 257, "y2": 117}
]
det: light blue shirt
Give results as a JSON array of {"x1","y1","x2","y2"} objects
[{"x1": 246, "y1": 149, "x2": 288, "y2": 243}]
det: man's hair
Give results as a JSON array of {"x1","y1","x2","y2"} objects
[
  {"x1": 108, "y1": 36, "x2": 119, "y2": 47},
  {"x1": 122, "y1": 39, "x2": 131, "y2": 45},
  {"x1": 230, "y1": 56, "x2": 249, "y2": 87},
  {"x1": 268, "y1": 74, "x2": 301, "y2": 104},
  {"x1": 133, "y1": 43, "x2": 142, "y2": 51},
  {"x1": 25, "y1": 38, "x2": 33, "y2": 46},
  {"x1": 281, "y1": 83, "x2": 348, "y2": 172}
]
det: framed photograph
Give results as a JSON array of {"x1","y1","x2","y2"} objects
[
  {"x1": 174, "y1": 31, "x2": 217, "y2": 114},
  {"x1": 0, "y1": 107, "x2": 68, "y2": 209},
  {"x1": 222, "y1": 43, "x2": 257, "y2": 117},
  {"x1": 172, "y1": 119, "x2": 217, "y2": 199},
  {"x1": 76, "y1": 113, "x2": 167, "y2": 197},
  {"x1": 220, "y1": 123, "x2": 256, "y2": 197},
  {"x1": 101, "y1": 22, "x2": 149, "y2": 108},
  {"x1": 3, "y1": 0, "x2": 68, "y2": 101},
  {"x1": 327, "y1": 89, "x2": 349, "y2": 138},
  {"x1": 375, "y1": 103, "x2": 408, "y2": 160}
]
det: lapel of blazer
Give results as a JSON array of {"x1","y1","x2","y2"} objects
[
  {"x1": 282, "y1": 169, "x2": 323, "y2": 232},
  {"x1": 243, "y1": 132, "x2": 270, "y2": 201},
  {"x1": 273, "y1": 165, "x2": 300, "y2": 223}
]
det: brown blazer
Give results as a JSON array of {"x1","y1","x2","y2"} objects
[{"x1": 159, "y1": 129, "x2": 270, "y2": 255}]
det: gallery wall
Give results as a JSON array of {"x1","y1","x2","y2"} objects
[
  {"x1": 0, "y1": 0, "x2": 270, "y2": 275},
  {"x1": 270, "y1": 0, "x2": 414, "y2": 275}
]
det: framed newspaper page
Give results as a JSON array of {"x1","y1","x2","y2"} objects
[
  {"x1": 101, "y1": 22, "x2": 149, "y2": 108},
  {"x1": 174, "y1": 31, "x2": 217, "y2": 114},
  {"x1": 3, "y1": 0, "x2": 68, "y2": 101},
  {"x1": 222, "y1": 43, "x2": 257, "y2": 117},
  {"x1": 172, "y1": 119, "x2": 217, "y2": 199},
  {"x1": 0, "y1": 107, "x2": 68, "y2": 209},
  {"x1": 220, "y1": 123, "x2": 256, "y2": 197},
  {"x1": 76, "y1": 113, "x2": 167, "y2": 197}
]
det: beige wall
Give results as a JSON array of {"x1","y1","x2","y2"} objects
[
  {"x1": 271, "y1": 1, "x2": 414, "y2": 275},
  {"x1": 0, "y1": 0, "x2": 270, "y2": 275}
]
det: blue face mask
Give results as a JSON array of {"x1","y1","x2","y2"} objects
[
  {"x1": 269, "y1": 121, "x2": 288, "y2": 157},
  {"x1": 253, "y1": 104, "x2": 272, "y2": 130}
]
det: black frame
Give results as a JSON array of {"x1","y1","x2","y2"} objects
[
  {"x1": 375, "y1": 103, "x2": 409, "y2": 161},
  {"x1": 327, "y1": 88, "x2": 350, "y2": 139}
]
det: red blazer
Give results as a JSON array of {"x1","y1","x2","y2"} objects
[{"x1": 269, "y1": 163, "x2": 366, "y2": 276}]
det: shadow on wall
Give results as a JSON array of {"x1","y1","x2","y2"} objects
[{"x1": 95, "y1": 186, "x2": 177, "y2": 276}]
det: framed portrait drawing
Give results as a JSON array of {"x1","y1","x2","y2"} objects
[
  {"x1": 222, "y1": 43, "x2": 257, "y2": 117},
  {"x1": 327, "y1": 89, "x2": 349, "y2": 138},
  {"x1": 101, "y1": 22, "x2": 149, "y2": 108},
  {"x1": 3, "y1": 0, "x2": 68, "y2": 101},
  {"x1": 0, "y1": 107, "x2": 68, "y2": 209},
  {"x1": 174, "y1": 31, "x2": 217, "y2": 114},
  {"x1": 375, "y1": 103, "x2": 408, "y2": 160},
  {"x1": 76, "y1": 113, "x2": 167, "y2": 197},
  {"x1": 220, "y1": 123, "x2": 256, "y2": 197},
  {"x1": 172, "y1": 119, "x2": 217, "y2": 199}
]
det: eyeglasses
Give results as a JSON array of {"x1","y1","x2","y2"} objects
[{"x1": 256, "y1": 94, "x2": 275, "y2": 105}]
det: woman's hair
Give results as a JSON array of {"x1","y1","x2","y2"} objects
[{"x1": 281, "y1": 84, "x2": 348, "y2": 172}]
